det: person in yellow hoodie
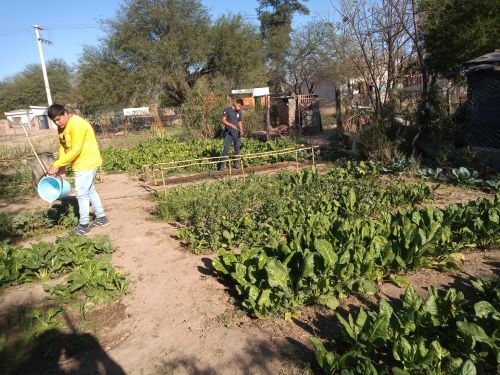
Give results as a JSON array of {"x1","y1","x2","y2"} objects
[{"x1": 47, "y1": 104, "x2": 108, "y2": 235}]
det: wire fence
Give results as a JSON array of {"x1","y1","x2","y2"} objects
[{"x1": 87, "y1": 108, "x2": 180, "y2": 135}]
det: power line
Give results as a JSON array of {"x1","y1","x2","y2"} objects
[
  {"x1": 44, "y1": 24, "x2": 102, "y2": 30},
  {"x1": 0, "y1": 24, "x2": 102, "y2": 37}
]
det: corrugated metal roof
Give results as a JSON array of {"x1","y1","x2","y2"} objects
[{"x1": 464, "y1": 50, "x2": 500, "y2": 65}]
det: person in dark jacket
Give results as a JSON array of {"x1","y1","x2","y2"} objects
[{"x1": 218, "y1": 98, "x2": 244, "y2": 171}]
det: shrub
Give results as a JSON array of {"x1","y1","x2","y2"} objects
[{"x1": 181, "y1": 78, "x2": 228, "y2": 139}]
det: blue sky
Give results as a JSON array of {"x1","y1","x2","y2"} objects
[{"x1": 0, "y1": 0, "x2": 336, "y2": 81}]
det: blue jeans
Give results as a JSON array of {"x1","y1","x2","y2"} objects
[
  {"x1": 218, "y1": 129, "x2": 241, "y2": 170},
  {"x1": 74, "y1": 168, "x2": 105, "y2": 225}
]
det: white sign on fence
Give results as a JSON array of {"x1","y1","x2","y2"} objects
[{"x1": 123, "y1": 107, "x2": 150, "y2": 116}]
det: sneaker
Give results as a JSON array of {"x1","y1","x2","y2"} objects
[
  {"x1": 92, "y1": 216, "x2": 109, "y2": 227},
  {"x1": 74, "y1": 223, "x2": 91, "y2": 236}
]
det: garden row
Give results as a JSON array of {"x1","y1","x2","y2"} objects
[
  {"x1": 102, "y1": 136, "x2": 301, "y2": 173},
  {"x1": 155, "y1": 164, "x2": 434, "y2": 253},
  {"x1": 0, "y1": 235, "x2": 127, "y2": 303},
  {"x1": 155, "y1": 163, "x2": 499, "y2": 372},
  {"x1": 212, "y1": 192, "x2": 499, "y2": 316}
]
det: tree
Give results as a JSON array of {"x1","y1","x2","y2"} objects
[
  {"x1": 285, "y1": 20, "x2": 335, "y2": 94},
  {"x1": 105, "y1": 0, "x2": 212, "y2": 106},
  {"x1": 0, "y1": 60, "x2": 72, "y2": 118},
  {"x1": 72, "y1": 46, "x2": 144, "y2": 113},
  {"x1": 93, "y1": 0, "x2": 267, "y2": 108},
  {"x1": 208, "y1": 15, "x2": 268, "y2": 90},
  {"x1": 387, "y1": 0, "x2": 428, "y2": 98},
  {"x1": 421, "y1": 0, "x2": 500, "y2": 74},
  {"x1": 257, "y1": 0, "x2": 309, "y2": 92},
  {"x1": 335, "y1": 0, "x2": 415, "y2": 115}
]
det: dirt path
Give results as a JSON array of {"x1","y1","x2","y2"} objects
[
  {"x1": 1, "y1": 172, "x2": 499, "y2": 375},
  {"x1": 71, "y1": 173, "x2": 308, "y2": 375}
]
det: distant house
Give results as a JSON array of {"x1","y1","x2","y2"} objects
[
  {"x1": 230, "y1": 87, "x2": 270, "y2": 109},
  {"x1": 3, "y1": 106, "x2": 53, "y2": 133}
]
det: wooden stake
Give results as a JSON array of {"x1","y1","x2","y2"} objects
[{"x1": 21, "y1": 123, "x2": 48, "y2": 174}]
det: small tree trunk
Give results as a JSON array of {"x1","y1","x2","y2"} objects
[
  {"x1": 266, "y1": 95, "x2": 271, "y2": 141},
  {"x1": 152, "y1": 105, "x2": 164, "y2": 137},
  {"x1": 335, "y1": 82, "x2": 343, "y2": 132}
]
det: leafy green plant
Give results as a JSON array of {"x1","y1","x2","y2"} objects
[
  {"x1": 382, "y1": 159, "x2": 414, "y2": 174},
  {"x1": 485, "y1": 179, "x2": 500, "y2": 193},
  {"x1": 312, "y1": 278, "x2": 500, "y2": 374},
  {"x1": 418, "y1": 167, "x2": 444, "y2": 180},
  {"x1": 0, "y1": 201, "x2": 78, "y2": 242},
  {"x1": 452, "y1": 167, "x2": 482, "y2": 185},
  {"x1": 44, "y1": 255, "x2": 128, "y2": 303},
  {"x1": 0, "y1": 235, "x2": 114, "y2": 287}
]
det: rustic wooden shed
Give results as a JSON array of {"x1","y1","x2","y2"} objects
[{"x1": 270, "y1": 94, "x2": 322, "y2": 135}]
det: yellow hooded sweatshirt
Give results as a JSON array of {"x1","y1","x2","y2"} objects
[{"x1": 53, "y1": 114, "x2": 102, "y2": 171}]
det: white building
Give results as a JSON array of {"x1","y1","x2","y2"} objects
[{"x1": 4, "y1": 105, "x2": 54, "y2": 130}]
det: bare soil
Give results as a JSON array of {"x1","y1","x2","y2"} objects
[{"x1": 0, "y1": 172, "x2": 498, "y2": 375}]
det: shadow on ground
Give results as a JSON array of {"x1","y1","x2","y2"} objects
[
  {"x1": 154, "y1": 336, "x2": 313, "y2": 375},
  {"x1": 1, "y1": 302, "x2": 125, "y2": 375}
]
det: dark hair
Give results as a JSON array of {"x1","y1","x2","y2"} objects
[
  {"x1": 47, "y1": 104, "x2": 66, "y2": 120},
  {"x1": 235, "y1": 98, "x2": 243, "y2": 106}
]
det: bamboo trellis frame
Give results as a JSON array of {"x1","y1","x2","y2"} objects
[{"x1": 144, "y1": 145, "x2": 319, "y2": 187}]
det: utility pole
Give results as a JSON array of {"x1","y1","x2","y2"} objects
[{"x1": 33, "y1": 25, "x2": 53, "y2": 107}]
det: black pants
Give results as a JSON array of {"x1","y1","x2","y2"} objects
[{"x1": 218, "y1": 129, "x2": 241, "y2": 170}]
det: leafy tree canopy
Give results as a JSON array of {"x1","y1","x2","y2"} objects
[
  {"x1": 72, "y1": 45, "x2": 145, "y2": 114},
  {"x1": 257, "y1": 0, "x2": 309, "y2": 92},
  {"x1": 0, "y1": 59, "x2": 72, "y2": 119},
  {"x1": 73, "y1": 0, "x2": 268, "y2": 111},
  {"x1": 422, "y1": 0, "x2": 500, "y2": 74}
]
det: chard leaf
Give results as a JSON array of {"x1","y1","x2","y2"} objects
[
  {"x1": 348, "y1": 188, "x2": 356, "y2": 211},
  {"x1": 365, "y1": 313, "x2": 390, "y2": 343},
  {"x1": 257, "y1": 289, "x2": 272, "y2": 307},
  {"x1": 395, "y1": 255, "x2": 407, "y2": 270},
  {"x1": 311, "y1": 337, "x2": 335, "y2": 371},
  {"x1": 266, "y1": 260, "x2": 291, "y2": 293},
  {"x1": 355, "y1": 308, "x2": 367, "y2": 334},
  {"x1": 301, "y1": 253, "x2": 316, "y2": 279},
  {"x1": 339, "y1": 250, "x2": 350, "y2": 264},
  {"x1": 315, "y1": 239, "x2": 337, "y2": 268},
  {"x1": 316, "y1": 295, "x2": 339, "y2": 310},
  {"x1": 474, "y1": 301, "x2": 497, "y2": 319},
  {"x1": 389, "y1": 274, "x2": 411, "y2": 288},
  {"x1": 430, "y1": 340, "x2": 450, "y2": 360},
  {"x1": 336, "y1": 312, "x2": 356, "y2": 340},
  {"x1": 458, "y1": 360, "x2": 477, "y2": 375},
  {"x1": 457, "y1": 321, "x2": 494, "y2": 346},
  {"x1": 422, "y1": 295, "x2": 438, "y2": 316},
  {"x1": 247, "y1": 285, "x2": 260, "y2": 303}
]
